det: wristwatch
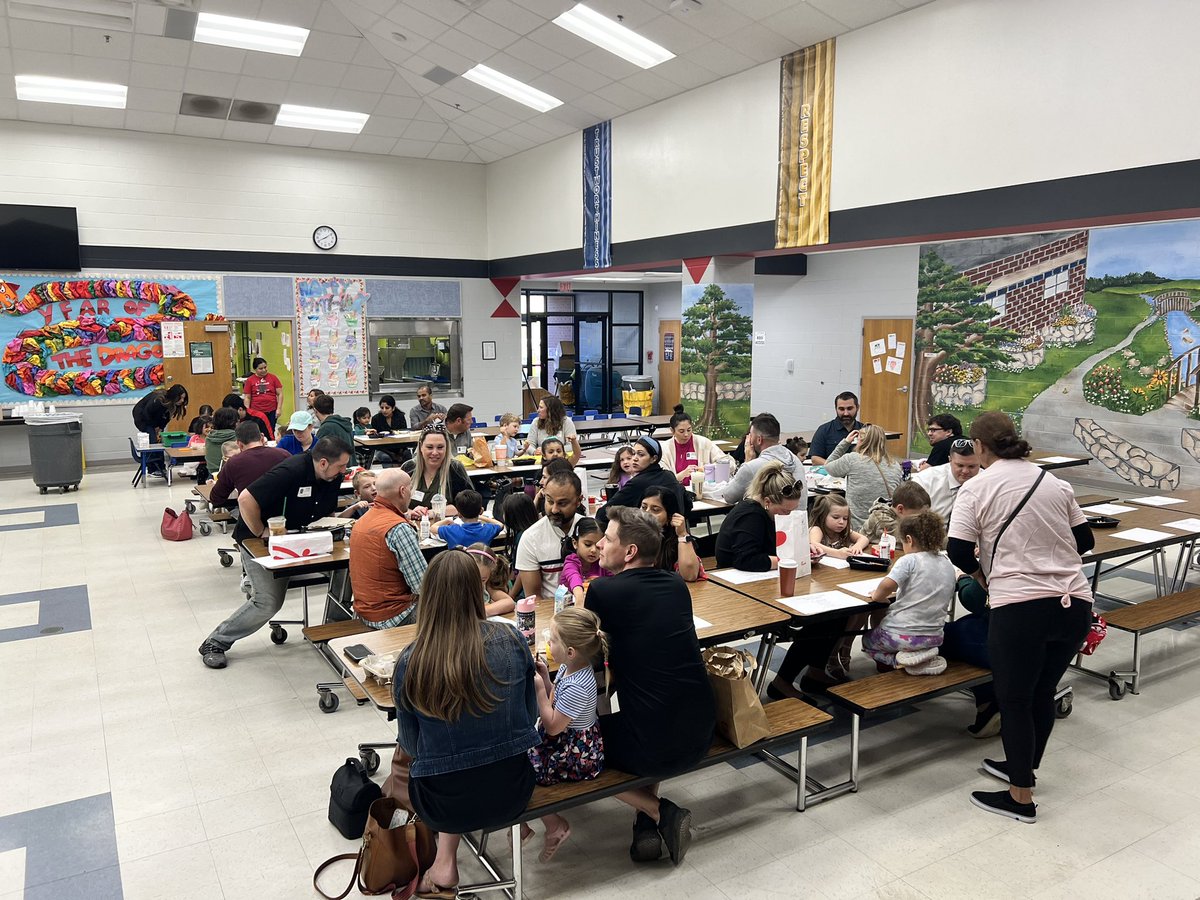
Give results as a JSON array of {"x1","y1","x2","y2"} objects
[{"x1": 678, "y1": 534, "x2": 695, "y2": 544}]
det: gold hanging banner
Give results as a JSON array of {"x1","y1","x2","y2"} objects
[{"x1": 775, "y1": 39, "x2": 835, "y2": 249}]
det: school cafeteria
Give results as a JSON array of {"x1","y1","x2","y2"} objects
[{"x1": 3, "y1": 0, "x2": 1200, "y2": 898}]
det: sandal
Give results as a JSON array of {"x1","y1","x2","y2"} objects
[
  {"x1": 416, "y1": 876, "x2": 458, "y2": 899},
  {"x1": 539, "y1": 822, "x2": 571, "y2": 863}
]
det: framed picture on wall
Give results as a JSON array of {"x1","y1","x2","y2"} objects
[{"x1": 482, "y1": 340, "x2": 497, "y2": 361}]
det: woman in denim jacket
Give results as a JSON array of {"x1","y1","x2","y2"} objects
[{"x1": 393, "y1": 550, "x2": 539, "y2": 898}]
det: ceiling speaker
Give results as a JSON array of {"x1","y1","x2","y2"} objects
[
  {"x1": 179, "y1": 93, "x2": 232, "y2": 119},
  {"x1": 229, "y1": 100, "x2": 280, "y2": 124}
]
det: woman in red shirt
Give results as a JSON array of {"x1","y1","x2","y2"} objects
[{"x1": 242, "y1": 357, "x2": 283, "y2": 431}]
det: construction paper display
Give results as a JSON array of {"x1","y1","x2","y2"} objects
[
  {"x1": 0, "y1": 276, "x2": 219, "y2": 401},
  {"x1": 295, "y1": 277, "x2": 369, "y2": 396}
]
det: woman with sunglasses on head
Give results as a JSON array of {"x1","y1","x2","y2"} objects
[
  {"x1": 923, "y1": 413, "x2": 963, "y2": 468},
  {"x1": 822, "y1": 423, "x2": 903, "y2": 530},
  {"x1": 402, "y1": 423, "x2": 472, "y2": 517},
  {"x1": 595, "y1": 436, "x2": 691, "y2": 527}
]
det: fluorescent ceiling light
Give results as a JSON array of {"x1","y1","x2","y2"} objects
[
  {"x1": 194, "y1": 12, "x2": 309, "y2": 57},
  {"x1": 461, "y1": 64, "x2": 562, "y2": 113},
  {"x1": 553, "y1": 3, "x2": 674, "y2": 69},
  {"x1": 275, "y1": 104, "x2": 369, "y2": 134},
  {"x1": 15, "y1": 74, "x2": 127, "y2": 108}
]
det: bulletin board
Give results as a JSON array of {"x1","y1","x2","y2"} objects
[{"x1": 294, "y1": 277, "x2": 369, "y2": 395}]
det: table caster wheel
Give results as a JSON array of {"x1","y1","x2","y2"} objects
[
  {"x1": 39, "y1": 486, "x2": 47, "y2": 494},
  {"x1": 361, "y1": 749, "x2": 380, "y2": 774},
  {"x1": 185, "y1": 501, "x2": 196, "y2": 514},
  {"x1": 1108, "y1": 672, "x2": 1127, "y2": 700},
  {"x1": 319, "y1": 690, "x2": 339, "y2": 714},
  {"x1": 199, "y1": 521, "x2": 212, "y2": 536},
  {"x1": 1055, "y1": 694, "x2": 1073, "y2": 718},
  {"x1": 60, "y1": 486, "x2": 68, "y2": 494},
  {"x1": 270, "y1": 625, "x2": 288, "y2": 644},
  {"x1": 219, "y1": 551, "x2": 233, "y2": 568}
]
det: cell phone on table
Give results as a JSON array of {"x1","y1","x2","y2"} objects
[{"x1": 343, "y1": 643, "x2": 372, "y2": 664}]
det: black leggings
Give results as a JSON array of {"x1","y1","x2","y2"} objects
[
  {"x1": 777, "y1": 615, "x2": 848, "y2": 683},
  {"x1": 988, "y1": 596, "x2": 1091, "y2": 788}
]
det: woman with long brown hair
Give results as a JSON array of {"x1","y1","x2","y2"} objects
[
  {"x1": 402, "y1": 423, "x2": 471, "y2": 514},
  {"x1": 525, "y1": 395, "x2": 582, "y2": 464},
  {"x1": 822, "y1": 423, "x2": 903, "y2": 529},
  {"x1": 393, "y1": 550, "x2": 539, "y2": 897}
]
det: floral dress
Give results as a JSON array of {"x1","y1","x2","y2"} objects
[{"x1": 527, "y1": 665, "x2": 605, "y2": 785}]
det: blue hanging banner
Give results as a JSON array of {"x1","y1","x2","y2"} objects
[{"x1": 583, "y1": 120, "x2": 612, "y2": 269}]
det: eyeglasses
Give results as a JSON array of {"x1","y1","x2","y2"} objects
[
  {"x1": 926, "y1": 425, "x2": 947, "y2": 433},
  {"x1": 951, "y1": 438, "x2": 975, "y2": 454},
  {"x1": 422, "y1": 421, "x2": 447, "y2": 434}
]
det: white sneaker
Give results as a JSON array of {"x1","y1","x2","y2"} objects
[
  {"x1": 905, "y1": 654, "x2": 948, "y2": 676},
  {"x1": 895, "y1": 646, "x2": 939, "y2": 667}
]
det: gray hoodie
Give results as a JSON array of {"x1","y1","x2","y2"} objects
[{"x1": 718, "y1": 443, "x2": 807, "y2": 506}]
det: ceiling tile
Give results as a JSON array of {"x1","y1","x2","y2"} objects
[
  {"x1": 574, "y1": 47, "x2": 639, "y2": 81},
  {"x1": 406, "y1": 0, "x2": 471, "y2": 27},
  {"x1": 19, "y1": 100, "x2": 74, "y2": 124},
  {"x1": 806, "y1": 0, "x2": 904, "y2": 30},
  {"x1": 0, "y1": 17, "x2": 7, "y2": 46},
  {"x1": 267, "y1": 126, "x2": 314, "y2": 146},
  {"x1": 187, "y1": 43, "x2": 247, "y2": 75},
  {"x1": 652, "y1": 55, "x2": 716, "y2": 89},
  {"x1": 571, "y1": 92, "x2": 624, "y2": 122},
  {"x1": 124, "y1": 110, "x2": 177, "y2": 134},
  {"x1": 525, "y1": 22, "x2": 592, "y2": 58},
  {"x1": 479, "y1": 52, "x2": 542, "y2": 85},
  {"x1": 341, "y1": 64, "x2": 394, "y2": 92},
  {"x1": 351, "y1": 133, "x2": 398, "y2": 154},
  {"x1": 550, "y1": 59, "x2": 612, "y2": 93},
  {"x1": 241, "y1": 53, "x2": 300, "y2": 81},
  {"x1": 71, "y1": 28, "x2": 133, "y2": 60},
  {"x1": 420, "y1": 41, "x2": 473, "y2": 73},
  {"x1": 544, "y1": 104, "x2": 603, "y2": 130},
  {"x1": 223, "y1": 121, "x2": 273, "y2": 142},
  {"x1": 632, "y1": 14, "x2": 708, "y2": 55},
  {"x1": 131, "y1": 62, "x2": 186, "y2": 92},
  {"x1": 351, "y1": 40, "x2": 395, "y2": 68},
  {"x1": 0, "y1": 99, "x2": 15, "y2": 118},
  {"x1": 10, "y1": 49, "x2": 54, "y2": 77},
  {"x1": 761, "y1": 4, "x2": 848, "y2": 46},
  {"x1": 184, "y1": 69, "x2": 239, "y2": 97},
  {"x1": 427, "y1": 141, "x2": 470, "y2": 161},
  {"x1": 477, "y1": 0, "x2": 545, "y2": 35},
  {"x1": 308, "y1": 130, "x2": 359, "y2": 150},
  {"x1": 127, "y1": 86, "x2": 182, "y2": 114},
  {"x1": 585, "y1": 0, "x2": 662, "y2": 28},
  {"x1": 681, "y1": 3, "x2": 753, "y2": 40},
  {"x1": 592, "y1": 80, "x2": 652, "y2": 112},
  {"x1": 71, "y1": 106, "x2": 126, "y2": 129},
  {"x1": 390, "y1": 136, "x2": 436, "y2": 156},
  {"x1": 236, "y1": 76, "x2": 290, "y2": 104},
  {"x1": 134, "y1": 4, "x2": 167, "y2": 35},
  {"x1": 293, "y1": 58, "x2": 350, "y2": 85},
  {"x1": 8, "y1": 20, "x2": 71, "y2": 53},
  {"x1": 504, "y1": 36, "x2": 568, "y2": 71},
  {"x1": 619, "y1": 68, "x2": 680, "y2": 102},
  {"x1": 383, "y1": 3, "x2": 450, "y2": 41},
  {"x1": 470, "y1": 103, "x2": 523, "y2": 130},
  {"x1": 456, "y1": 13, "x2": 520, "y2": 50},
  {"x1": 71, "y1": 57, "x2": 132, "y2": 84},
  {"x1": 690, "y1": 41, "x2": 756, "y2": 78},
  {"x1": 283, "y1": 83, "x2": 339, "y2": 105},
  {"x1": 527, "y1": 72, "x2": 587, "y2": 103},
  {"x1": 414, "y1": 98, "x2": 452, "y2": 122},
  {"x1": 132, "y1": 35, "x2": 189, "y2": 67},
  {"x1": 175, "y1": 115, "x2": 227, "y2": 138},
  {"x1": 362, "y1": 114, "x2": 411, "y2": 136},
  {"x1": 432, "y1": 26, "x2": 494, "y2": 61},
  {"x1": 305, "y1": 33, "x2": 365, "y2": 63},
  {"x1": 334, "y1": 1, "x2": 381, "y2": 34},
  {"x1": 372, "y1": 93, "x2": 424, "y2": 117},
  {"x1": 312, "y1": 3, "x2": 363, "y2": 36},
  {"x1": 510, "y1": 0, "x2": 571, "y2": 19},
  {"x1": 260, "y1": 0, "x2": 325, "y2": 28},
  {"x1": 203, "y1": 0, "x2": 264, "y2": 17},
  {"x1": 331, "y1": 87, "x2": 380, "y2": 112},
  {"x1": 402, "y1": 119, "x2": 447, "y2": 141},
  {"x1": 720, "y1": 22, "x2": 801, "y2": 60}
]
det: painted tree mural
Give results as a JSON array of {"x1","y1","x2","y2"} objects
[
  {"x1": 913, "y1": 251, "x2": 1018, "y2": 429},
  {"x1": 681, "y1": 283, "x2": 753, "y2": 433}
]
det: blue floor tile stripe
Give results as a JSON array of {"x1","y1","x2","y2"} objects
[
  {"x1": 0, "y1": 585, "x2": 91, "y2": 643},
  {"x1": 0, "y1": 794, "x2": 122, "y2": 899},
  {"x1": 0, "y1": 504, "x2": 79, "y2": 532}
]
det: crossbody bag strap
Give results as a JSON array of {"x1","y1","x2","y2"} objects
[
  {"x1": 988, "y1": 468, "x2": 1047, "y2": 572},
  {"x1": 313, "y1": 852, "x2": 364, "y2": 900},
  {"x1": 870, "y1": 459, "x2": 894, "y2": 501}
]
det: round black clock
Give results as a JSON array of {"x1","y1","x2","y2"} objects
[{"x1": 313, "y1": 225, "x2": 337, "y2": 250}]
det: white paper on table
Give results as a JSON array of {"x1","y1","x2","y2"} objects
[
  {"x1": 1110, "y1": 528, "x2": 1176, "y2": 543},
  {"x1": 711, "y1": 568, "x2": 778, "y2": 585},
  {"x1": 887, "y1": 333, "x2": 897, "y2": 349},
  {"x1": 778, "y1": 591, "x2": 868, "y2": 616},
  {"x1": 885, "y1": 356, "x2": 903, "y2": 374},
  {"x1": 693, "y1": 615, "x2": 712, "y2": 630},
  {"x1": 251, "y1": 552, "x2": 333, "y2": 570},
  {"x1": 1127, "y1": 495, "x2": 1186, "y2": 507},
  {"x1": 872, "y1": 358, "x2": 883, "y2": 375},
  {"x1": 1082, "y1": 503, "x2": 1136, "y2": 515},
  {"x1": 869, "y1": 339, "x2": 886, "y2": 357},
  {"x1": 1037, "y1": 456, "x2": 1080, "y2": 464},
  {"x1": 837, "y1": 576, "x2": 888, "y2": 598},
  {"x1": 818, "y1": 556, "x2": 850, "y2": 569},
  {"x1": 896, "y1": 341, "x2": 906, "y2": 358},
  {"x1": 1163, "y1": 518, "x2": 1200, "y2": 532}
]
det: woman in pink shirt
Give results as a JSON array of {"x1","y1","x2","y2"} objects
[{"x1": 947, "y1": 412, "x2": 1094, "y2": 825}]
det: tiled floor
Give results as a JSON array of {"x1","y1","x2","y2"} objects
[{"x1": 3, "y1": 468, "x2": 1200, "y2": 899}]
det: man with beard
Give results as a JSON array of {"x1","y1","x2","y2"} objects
[
  {"x1": 808, "y1": 391, "x2": 864, "y2": 465},
  {"x1": 515, "y1": 469, "x2": 583, "y2": 600}
]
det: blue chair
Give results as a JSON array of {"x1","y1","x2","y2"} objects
[
  {"x1": 584, "y1": 409, "x2": 600, "y2": 418},
  {"x1": 572, "y1": 415, "x2": 587, "y2": 422},
  {"x1": 593, "y1": 414, "x2": 610, "y2": 420},
  {"x1": 494, "y1": 415, "x2": 502, "y2": 423},
  {"x1": 628, "y1": 407, "x2": 643, "y2": 416},
  {"x1": 129, "y1": 437, "x2": 166, "y2": 488},
  {"x1": 525, "y1": 413, "x2": 538, "y2": 423},
  {"x1": 610, "y1": 412, "x2": 626, "y2": 419}
]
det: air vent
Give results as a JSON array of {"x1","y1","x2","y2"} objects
[
  {"x1": 163, "y1": 6, "x2": 197, "y2": 39},
  {"x1": 7, "y1": 0, "x2": 134, "y2": 31},
  {"x1": 422, "y1": 66, "x2": 458, "y2": 86},
  {"x1": 229, "y1": 99, "x2": 280, "y2": 124},
  {"x1": 152, "y1": 0, "x2": 197, "y2": 8},
  {"x1": 180, "y1": 93, "x2": 232, "y2": 119}
]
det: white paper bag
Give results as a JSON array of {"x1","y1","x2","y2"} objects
[{"x1": 774, "y1": 510, "x2": 813, "y2": 577}]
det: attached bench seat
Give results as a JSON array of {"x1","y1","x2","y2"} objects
[
  {"x1": 304, "y1": 620, "x2": 372, "y2": 712},
  {"x1": 1078, "y1": 588, "x2": 1200, "y2": 698},
  {"x1": 823, "y1": 661, "x2": 993, "y2": 794},
  {"x1": 459, "y1": 699, "x2": 833, "y2": 899}
]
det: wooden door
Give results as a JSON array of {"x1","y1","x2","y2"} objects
[
  {"x1": 658, "y1": 319, "x2": 681, "y2": 415},
  {"x1": 859, "y1": 317, "x2": 915, "y2": 456},
  {"x1": 161, "y1": 320, "x2": 235, "y2": 416}
]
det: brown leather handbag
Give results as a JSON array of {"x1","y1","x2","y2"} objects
[{"x1": 313, "y1": 797, "x2": 436, "y2": 900}]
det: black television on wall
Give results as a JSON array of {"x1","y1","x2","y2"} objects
[{"x1": 0, "y1": 204, "x2": 80, "y2": 270}]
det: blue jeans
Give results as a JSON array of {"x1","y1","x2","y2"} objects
[{"x1": 205, "y1": 546, "x2": 292, "y2": 649}]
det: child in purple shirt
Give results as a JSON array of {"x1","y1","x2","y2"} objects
[{"x1": 560, "y1": 518, "x2": 612, "y2": 606}]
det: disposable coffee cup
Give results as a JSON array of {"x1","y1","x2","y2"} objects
[
  {"x1": 605, "y1": 483, "x2": 619, "y2": 501},
  {"x1": 690, "y1": 470, "x2": 704, "y2": 499},
  {"x1": 778, "y1": 559, "x2": 798, "y2": 597},
  {"x1": 267, "y1": 516, "x2": 287, "y2": 536}
]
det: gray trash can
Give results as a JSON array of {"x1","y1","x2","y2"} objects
[
  {"x1": 27, "y1": 415, "x2": 83, "y2": 494},
  {"x1": 621, "y1": 375, "x2": 655, "y2": 391}
]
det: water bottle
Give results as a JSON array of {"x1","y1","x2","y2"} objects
[
  {"x1": 516, "y1": 595, "x2": 536, "y2": 649},
  {"x1": 554, "y1": 583, "x2": 570, "y2": 614},
  {"x1": 419, "y1": 513, "x2": 431, "y2": 543}
]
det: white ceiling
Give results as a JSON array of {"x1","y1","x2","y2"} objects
[{"x1": 0, "y1": 0, "x2": 933, "y2": 164}]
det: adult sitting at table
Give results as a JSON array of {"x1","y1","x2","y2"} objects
[
  {"x1": 947, "y1": 412, "x2": 1094, "y2": 824},
  {"x1": 222, "y1": 393, "x2": 272, "y2": 440},
  {"x1": 638, "y1": 486, "x2": 702, "y2": 582},
  {"x1": 720, "y1": 412, "x2": 806, "y2": 505},
  {"x1": 822, "y1": 424, "x2": 903, "y2": 529},
  {"x1": 203, "y1": 407, "x2": 239, "y2": 481},
  {"x1": 401, "y1": 423, "x2": 471, "y2": 515},
  {"x1": 923, "y1": 413, "x2": 963, "y2": 468},
  {"x1": 665, "y1": 405, "x2": 734, "y2": 484},
  {"x1": 913, "y1": 437, "x2": 980, "y2": 522},
  {"x1": 349, "y1": 468, "x2": 427, "y2": 629},
  {"x1": 207, "y1": 421, "x2": 289, "y2": 509},
  {"x1": 312, "y1": 393, "x2": 353, "y2": 447},
  {"x1": 589, "y1": 506, "x2": 716, "y2": 865},
  {"x1": 369, "y1": 394, "x2": 410, "y2": 468},
  {"x1": 393, "y1": 551, "x2": 539, "y2": 897},
  {"x1": 526, "y1": 396, "x2": 582, "y2": 465},
  {"x1": 132, "y1": 383, "x2": 189, "y2": 445},
  {"x1": 595, "y1": 436, "x2": 691, "y2": 527},
  {"x1": 409, "y1": 384, "x2": 447, "y2": 430},
  {"x1": 808, "y1": 392, "x2": 864, "y2": 465},
  {"x1": 276, "y1": 410, "x2": 315, "y2": 455},
  {"x1": 444, "y1": 403, "x2": 475, "y2": 456},
  {"x1": 198, "y1": 437, "x2": 352, "y2": 669},
  {"x1": 516, "y1": 468, "x2": 584, "y2": 599}
]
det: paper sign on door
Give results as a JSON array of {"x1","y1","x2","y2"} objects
[
  {"x1": 869, "y1": 339, "x2": 886, "y2": 356},
  {"x1": 885, "y1": 356, "x2": 903, "y2": 374},
  {"x1": 872, "y1": 358, "x2": 883, "y2": 375}
]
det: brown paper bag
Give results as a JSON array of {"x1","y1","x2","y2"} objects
[
  {"x1": 703, "y1": 646, "x2": 771, "y2": 749},
  {"x1": 472, "y1": 435, "x2": 494, "y2": 468}
]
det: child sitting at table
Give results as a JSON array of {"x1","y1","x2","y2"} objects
[
  {"x1": 431, "y1": 489, "x2": 503, "y2": 548},
  {"x1": 560, "y1": 517, "x2": 611, "y2": 606},
  {"x1": 465, "y1": 543, "x2": 517, "y2": 616},
  {"x1": 188, "y1": 415, "x2": 213, "y2": 447},
  {"x1": 352, "y1": 406, "x2": 375, "y2": 436},
  {"x1": 864, "y1": 511, "x2": 956, "y2": 676},
  {"x1": 605, "y1": 444, "x2": 636, "y2": 490},
  {"x1": 862, "y1": 481, "x2": 932, "y2": 543},
  {"x1": 493, "y1": 413, "x2": 523, "y2": 461},
  {"x1": 187, "y1": 404, "x2": 214, "y2": 436},
  {"x1": 203, "y1": 407, "x2": 238, "y2": 483},
  {"x1": 522, "y1": 606, "x2": 608, "y2": 862},
  {"x1": 338, "y1": 469, "x2": 377, "y2": 520},
  {"x1": 810, "y1": 495, "x2": 870, "y2": 559},
  {"x1": 540, "y1": 437, "x2": 566, "y2": 462}
]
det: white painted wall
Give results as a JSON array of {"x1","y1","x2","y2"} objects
[
  {"x1": 486, "y1": 135, "x2": 581, "y2": 262},
  {"x1": 831, "y1": 0, "x2": 1200, "y2": 210},
  {"x1": 0, "y1": 121, "x2": 487, "y2": 258},
  {"x1": 751, "y1": 246, "x2": 919, "y2": 430}
]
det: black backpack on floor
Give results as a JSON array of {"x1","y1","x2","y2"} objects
[{"x1": 328, "y1": 758, "x2": 382, "y2": 840}]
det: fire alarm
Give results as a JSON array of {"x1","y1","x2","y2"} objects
[{"x1": 647, "y1": 350, "x2": 654, "y2": 363}]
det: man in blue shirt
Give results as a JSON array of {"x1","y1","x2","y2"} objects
[{"x1": 808, "y1": 391, "x2": 864, "y2": 464}]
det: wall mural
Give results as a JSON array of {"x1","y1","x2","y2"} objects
[
  {"x1": 680, "y1": 283, "x2": 752, "y2": 441},
  {"x1": 913, "y1": 220, "x2": 1200, "y2": 489}
]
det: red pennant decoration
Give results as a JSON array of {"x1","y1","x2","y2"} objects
[
  {"x1": 491, "y1": 298, "x2": 520, "y2": 318},
  {"x1": 684, "y1": 257, "x2": 711, "y2": 284},
  {"x1": 490, "y1": 276, "x2": 521, "y2": 298}
]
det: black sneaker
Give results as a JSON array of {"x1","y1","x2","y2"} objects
[
  {"x1": 198, "y1": 640, "x2": 227, "y2": 669},
  {"x1": 982, "y1": 759, "x2": 1035, "y2": 787},
  {"x1": 656, "y1": 798, "x2": 693, "y2": 866},
  {"x1": 629, "y1": 812, "x2": 662, "y2": 862},
  {"x1": 970, "y1": 789, "x2": 1037, "y2": 823},
  {"x1": 968, "y1": 703, "x2": 1001, "y2": 738}
]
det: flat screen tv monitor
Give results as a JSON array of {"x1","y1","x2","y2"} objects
[{"x1": 0, "y1": 204, "x2": 80, "y2": 270}]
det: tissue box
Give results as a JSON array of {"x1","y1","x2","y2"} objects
[{"x1": 268, "y1": 531, "x2": 333, "y2": 560}]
